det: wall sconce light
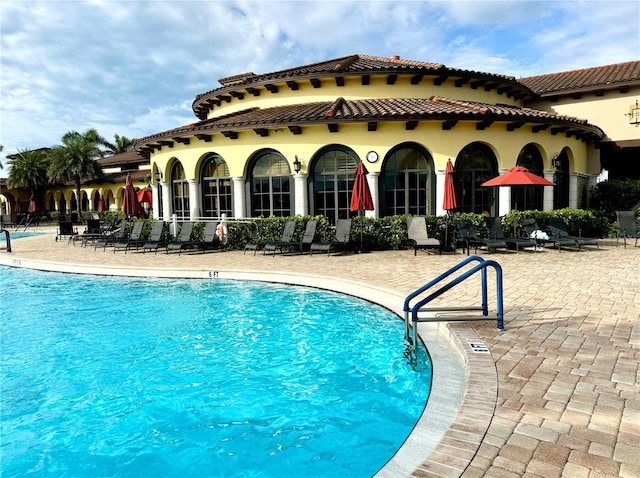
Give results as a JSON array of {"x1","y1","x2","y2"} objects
[
  {"x1": 293, "y1": 155, "x2": 301, "y2": 173},
  {"x1": 552, "y1": 152, "x2": 562, "y2": 169},
  {"x1": 626, "y1": 99, "x2": 639, "y2": 126},
  {"x1": 154, "y1": 170, "x2": 163, "y2": 183}
]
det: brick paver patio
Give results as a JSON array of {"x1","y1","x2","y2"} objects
[{"x1": 1, "y1": 230, "x2": 638, "y2": 477}]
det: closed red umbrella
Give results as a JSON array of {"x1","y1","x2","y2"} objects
[
  {"x1": 98, "y1": 194, "x2": 107, "y2": 212},
  {"x1": 443, "y1": 159, "x2": 458, "y2": 211},
  {"x1": 350, "y1": 162, "x2": 374, "y2": 252},
  {"x1": 28, "y1": 195, "x2": 38, "y2": 213},
  {"x1": 442, "y1": 159, "x2": 458, "y2": 250},
  {"x1": 350, "y1": 162, "x2": 374, "y2": 212},
  {"x1": 481, "y1": 166, "x2": 556, "y2": 187},
  {"x1": 122, "y1": 174, "x2": 141, "y2": 217}
]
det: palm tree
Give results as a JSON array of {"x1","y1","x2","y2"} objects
[
  {"x1": 7, "y1": 148, "x2": 50, "y2": 197},
  {"x1": 103, "y1": 134, "x2": 135, "y2": 155},
  {"x1": 48, "y1": 129, "x2": 105, "y2": 217}
]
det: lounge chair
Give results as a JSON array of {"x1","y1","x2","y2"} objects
[
  {"x1": 548, "y1": 217, "x2": 598, "y2": 252},
  {"x1": 55, "y1": 220, "x2": 78, "y2": 243},
  {"x1": 166, "y1": 222, "x2": 196, "y2": 254},
  {"x1": 298, "y1": 220, "x2": 318, "y2": 254},
  {"x1": 184, "y1": 222, "x2": 221, "y2": 253},
  {"x1": 113, "y1": 220, "x2": 145, "y2": 253},
  {"x1": 263, "y1": 220, "x2": 296, "y2": 255},
  {"x1": 310, "y1": 219, "x2": 352, "y2": 256},
  {"x1": 405, "y1": 216, "x2": 441, "y2": 255},
  {"x1": 73, "y1": 218, "x2": 104, "y2": 246},
  {"x1": 95, "y1": 220, "x2": 129, "y2": 251},
  {"x1": 142, "y1": 221, "x2": 167, "y2": 254},
  {"x1": 456, "y1": 219, "x2": 507, "y2": 255},
  {"x1": 615, "y1": 211, "x2": 639, "y2": 248},
  {"x1": 486, "y1": 217, "x2": 536, "y2": 253}
]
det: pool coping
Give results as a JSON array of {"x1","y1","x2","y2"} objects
[{"x1": 0, "y1": 252, "x2": 497, "y2": 478}]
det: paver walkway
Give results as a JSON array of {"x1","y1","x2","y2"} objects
[{"x1": 1, "y1": 230, "x2": 638, "y2": 477}]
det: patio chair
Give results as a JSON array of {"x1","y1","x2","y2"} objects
[
  {"x1": 548, "y1": 217, "x2": 598, "y2": 252},
  {"x1": 263, "y1": 220, "x2": 296, "y2": 255},
  {"x1": 486, "y1": 217, "x2": 536, "y2": 253},
  {"x1": 166, "y1": 222, "x2": 196, "y2": 254},
  {"x1": 73, "y1": 218, "x2": 104, "y2": 246},
  {"x1": 94, "y1": 220, "x2": 129, "y2": 251},
  {"x1": 310, "y1": 219, "x2": 352, "y2": 256},
  {"x1": 615, "y1": 211, "x2": 639, "y2": 248},
  {"x1": 113, "y1": 220, "x2": 145, "y2": 253},
  {"x1": 456, "y1": 219, "x2": 507, "y2": 255},
  {"x1": 405, "y1": 216, "x2": 441, "y2": 256},
  {"x1": 142, "y1": 221, "x2": 167, "y2": 254},
  {"x1": 186, "y1": 222, "x2": 222, "y2": 254},
  {"x1": 55, "y1": 220, "x2": 78, "y2": 243},
  {"x1": 298, "y1": 220, "x2": 318, "y2": 254}
]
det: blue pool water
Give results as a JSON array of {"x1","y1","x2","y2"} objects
[{"x1": 0, "y1": 267, "x2": 431, "y2": 477}]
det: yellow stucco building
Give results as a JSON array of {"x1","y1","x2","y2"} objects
[
  {"x1": 134, "y1": 54, "x2": 638, "y2": 222},
  {"x1": 2, "y1": 54, "x2": 638, "y2": 223}
]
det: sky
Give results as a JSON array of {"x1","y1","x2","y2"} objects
[{"x1": 1, "y1": 0, "x2": 639, "y2": 165}]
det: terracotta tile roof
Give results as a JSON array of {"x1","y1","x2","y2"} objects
[
  {"x1": 137, "y1": 96, "x2": 603, "y2": 151},
  {"x1": 193, "y1": 54, "x2": 532, "y2": 118},
  {"x1": 97, "y1": 150, "x2": 145, "y2": 167},
  {"x1": 520, "y1": 61, "x2": 640, "y2": 96}
]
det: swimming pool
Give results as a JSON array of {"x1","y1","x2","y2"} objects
[{"x1": 1, "y1": 267, "x2": 432, "y2": 477}]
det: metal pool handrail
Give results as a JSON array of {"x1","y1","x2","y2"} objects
[{"x1": 403, "y1": 255, "x2": 504, "y2": 352}]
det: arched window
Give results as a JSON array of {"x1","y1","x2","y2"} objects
[
  {"x1": 311, "y1": 148, "x2": 358, "y2": 223},
  {"x1": 455, "y1": 143, "x2": 498, "y2": 215},
  {"x1": 171, "y1": 162, "x2": 189, "y2": 219},
  {"x1": 553, "y1": 150, "x2": 570, "y2": 209},
  {"x1": 382, "y1": 146, "x2": 434, "y2": 216},
  {"x1": 514, "y1": 144, "x2": 544, "y2": 210},
  {"x1": 249, "y1": 152, "x2": 292, "y2": 217},
  {"x1": 201, "y1": 154, "x2": 232, "y2": 218}
]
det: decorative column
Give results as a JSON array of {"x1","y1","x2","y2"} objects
[
  {"x1": 366, "y1": 171, "x2": 379, "y2": 218},
  {"x1": 498, "y1": 186, "x2": 511, "y2": 216},
  {"x1": 569, "y1": 173, "x2": 578, "y2": 209},
  {"x1": 294, "y1": 173, "x2": 308, "y2": 216},
  {"x1": 161, "y1": 181, "x2": 172, "y2": 221},
  {"x1": 543, "y1": 170, "x2": 555, "y2": 211},
  {"x1": 188, "y1": 179, "x2": 200, "y2": 220},
  {"x1": 435, "y1": 168, "x2": 446, "y2": 216},
  {"x1": 232, "y1": 176, "x2": 245, "y2": 218},
  {"x1": 151, "y1": 184, "x2": 160, "y2": 220}
]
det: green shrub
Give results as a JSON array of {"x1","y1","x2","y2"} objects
[{"x1": 590, "y1": 179, "x2": 640, "y2": 219}]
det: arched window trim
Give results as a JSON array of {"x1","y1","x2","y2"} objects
[
  {"x1": 200, "y1": 153, "x2": 232, "y2": 218},
  {"x1": 309, "y1": 145, "x2": 359, "y2": 223},
  {"x1": 380, "y1": 142, "x2": 436, "y2": 217},
  {"x1": 247, "y1": 150, "x2": 293, "y2": 217}
]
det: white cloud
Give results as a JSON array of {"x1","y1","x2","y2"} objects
[{"x1": 1, "y1": 0, "x2": 638, "y2": 165}]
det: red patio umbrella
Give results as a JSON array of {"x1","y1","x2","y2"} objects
[
  {"x1": 442, "y1": 159, "x2": 458, "y2": 250},
  {"x1": 482, "y1": 166, "x2": 555, "y2": 211},
  {"x1": 122, "y1": 173, "x2": 142, "y2": 217},
  {"x1": 98, "y1": 194, "x2": 107, "y2": 212},
  {"x1": 350, "y1": 162, "x2": 374, "y2": 252},
  {"x1": 28, "y1": 195, "x2": 38, "y2": 213},
  {"x1": 137, "y1": 187, "x2": 153, "y2": 205},
  {"x1": 481, "y1": 166, "x2": 556, "y2": 187}
]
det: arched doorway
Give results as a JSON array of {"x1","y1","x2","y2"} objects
[
  {"x1": 381, "y1": 144, "x2": 435, "y2": 217},
  {"x1": 171, "y1": 161, "x2": 189, "y2": 219},
  {"x1": 200, "y1": 154, "x2": 232, "y2": 218},
  {"x1": 248, "y1": 151, "x2": 292, "y2": 217},
  {"x1": 310, "y1": 147, "x2": 358, "y2": 223},
  {"x1": 455, "y1": 143, "x2": 498, "y2": 215},
  {"x1": 514, "y1": 144, "x2": 544, "y2": 210},
  {"x1": 553, "y1": 149, "x2": 570, "y2": 209}
]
